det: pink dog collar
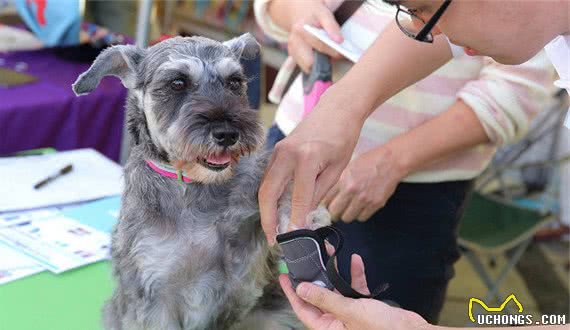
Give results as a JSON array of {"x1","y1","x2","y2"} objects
[{"x1": 145, "y1": 160, "x2": 192, "y2": 183}]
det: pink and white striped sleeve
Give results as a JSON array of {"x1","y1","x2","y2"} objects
[
  {"x1": 457, "y1": 52, "x2": 555, "y2": 146},
  {"x1": 253, "y1": 0, "x2": 289, "y2": 43}
]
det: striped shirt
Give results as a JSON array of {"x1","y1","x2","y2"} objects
[{"x1": 255, "y1": 0, "x2": 555, "y2": 182}]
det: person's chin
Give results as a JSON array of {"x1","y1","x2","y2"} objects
[
  {"x1": 458, "y1": 44, "x2": 526, "y2": 65},
  {"x1": 488, "y1": 46, "x2": 541, "y2": 65},
  {"x1": 489, "y1": 53, "x2": 528, "y2": 65}
]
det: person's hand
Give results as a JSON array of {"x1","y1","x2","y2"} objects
[
  {"x1": 269, "y1": 0, "x2": 344, "y2": 72},
  {"x1": 322, "y1": 145, "x2": 409, "y2": 222},
  {"x1": 279, "y1": 254, "x2": 430, "y2": 330},
  {"x1": 259, "y1": 88, "x2": 363, "y2": 244}
]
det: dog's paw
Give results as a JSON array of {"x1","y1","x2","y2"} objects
[
  {"x1": 276, "y1": 205, "x2": 331, "y2": 234},
  {"x1": 276, "y1": 182, "x2": 331, "y2": 233},
  {"x1": 306, "y1": 206, "x2": 331, "y2": 230}
]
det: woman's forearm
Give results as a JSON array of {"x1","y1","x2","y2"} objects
[
  {"x1": 382, "y1": 100, "x2": 490, "y2": 176},
  {"x1": 319, "y1": 21, "x2": 453, "y2": 124}
]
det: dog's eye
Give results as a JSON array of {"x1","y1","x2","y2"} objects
[
  {"x1": 226, "y1": 76, "x2": 243, "y2": 91},
  {"x1": 170, "y1": 79, "x2": 187, "y2": 91}
]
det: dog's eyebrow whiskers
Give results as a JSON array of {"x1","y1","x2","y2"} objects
[
  {"x1": 215, "y1": 57, "x2": 242, "y2": 79},
  {"x1": 158, "y1": 57, "x2": 204, "y2": 82}
]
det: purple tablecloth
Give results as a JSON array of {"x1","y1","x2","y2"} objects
[{"x1": 0, "y1": 49, "x2": 126, "y2": 161}]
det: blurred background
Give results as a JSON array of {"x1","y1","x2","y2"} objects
[{"x1": 0, "y1": 0, "x2": 568, "y2": 328}]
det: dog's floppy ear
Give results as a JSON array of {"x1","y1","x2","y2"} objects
[
  {"x1": 223, "y1": 33, "x2": 260, "y2": 60},
  {"x1": 73, "y1": 45, "x2": 144, "y2": 96}
]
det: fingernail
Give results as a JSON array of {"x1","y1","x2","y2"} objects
[
  {"x1": 333, "y1": 34, "x2": 343, "y2": 43},
  {"x1": 296, "y1": 283, "x2": 309, "y2": 298}
]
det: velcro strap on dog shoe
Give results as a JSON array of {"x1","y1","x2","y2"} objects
[{"x1": 277, "y1": 226, "x2": 389, "y2": 299}]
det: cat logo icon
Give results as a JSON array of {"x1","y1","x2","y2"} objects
[{"x1": 468, "y1": 294, "x2": 523, "y2": 322}]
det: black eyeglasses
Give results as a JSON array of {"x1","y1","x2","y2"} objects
[{"x1": 395, "y1": 0, "x2": 453, "y2": 43}]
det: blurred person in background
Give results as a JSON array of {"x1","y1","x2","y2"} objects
[{"x1": 255, "y1": 0, "x2": 555, "y2": 323}]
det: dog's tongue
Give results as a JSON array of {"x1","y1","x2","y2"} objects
[{"x1": 206, "y1": 153, "x2": 232, "y2": 165}]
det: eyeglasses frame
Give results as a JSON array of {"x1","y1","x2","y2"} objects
[{"x1": 395, "y1": 0, "x2": 453, "y2": 43}]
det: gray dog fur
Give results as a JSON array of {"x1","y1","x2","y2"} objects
[{"x1": 72, "y1": 34, "x2": 315, "y2": 330}]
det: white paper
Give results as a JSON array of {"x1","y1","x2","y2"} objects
[
  {"x1": 0, "y1": 215, "x2": 111, "y2": 274},
  {"x1": 0, "y1": 25, "x2": 43, "y2": 52},
  {"x1": 0, "y1": 149, "x2": 123, "y2": 212},
  {"x1": 0, "y1": 208, "x2": 58, "y2": 227},
  {"x1": 302, "y1": 24, "x2": 468, "y2": 68},
  {"x1": 303, "y1": 24, "x2": 363, "y2": 63},
  {"x1": 0, "y1": 241, "x2": 44, "y2": 285}
]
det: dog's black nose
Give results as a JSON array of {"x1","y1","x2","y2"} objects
[{"x1": 212, "y1": 127, "x2": 239, "y2": 147}]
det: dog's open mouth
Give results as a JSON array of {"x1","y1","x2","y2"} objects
[{"x1": 199, "y1": 153, "x2": 232, "y2": 172}]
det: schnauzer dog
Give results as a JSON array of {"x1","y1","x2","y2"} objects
[{"x1": 72, "y1": 34, "x2": 321, "y2": 329}]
